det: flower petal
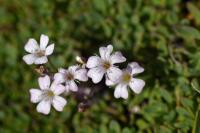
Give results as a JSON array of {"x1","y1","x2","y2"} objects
[
  {"x1": 68, "y1": 65, "x2": 79, "y2": 73},
  {"x1": 129, "y1": 78, "x2": 145, "y2": 94},
  {"x1": 68, "y1": 81, "x2": 78, "y2": 92},
  {"x1": 29, "y1": 89, "x2": 42, "y2": 103},
  {"x1": 114, "y1": 84, "x2": 128, "y2": 99},
  {"x1": 87, "y1": 66, "x2": 105, "y2": 83},
  {"x1": 99, "y1": 45, "x2": 113, "y2": 60},
  {"x1": 36, "y1": 100, "x2": 51, "y2": 115},
  {"x1": 34, "y1": 56, "x2": 48, "y2": 64},
  {"x1": 86, "y1": 56, "x2": 102, "y2": 68},
  {"x1": 65, "y1": 85, "x2": 70, "y2": 93},
  {"x1": 54, "y1": 73, "x2": 65, "y2": 84},
  {"x1": 24, "y1": 39, "x2": 39, "y2": 53},
  {"x1": 74, "y1": 69, "x2": 88, "y2": 81},
  {"x1": 52, "y1": 96, "x2": 67, "y2": 112},
  {"x1": 38, "y1": 75, "x2": 50, "y2": 90},
  {"x1": 107, "y1": 67, "x2": 122, "y2": 83},
  {"x1": 128, "y1": 62, "x2": 144, "y2": 75},
  {"x1": 111, "y1": 52, "x2": 126, "y2": 64},
  {"x1": 45, "y1": 44, "x2": 54, "y2": 55},
  {"x1": 23, "y1": 54, "x2": 37, "y2": 65},
  {"x1": 50, "y1": 82, "x2": 65, "y2": 95},
  {"x1": 40, "y1": 34, "x2": 49, "y2": 50},
  {"x1": 105, "y1": 76, "x2": 116, "y2": 86},
  {"x1": 58, "y1": 68, "x2": 68, "y2": 74}
]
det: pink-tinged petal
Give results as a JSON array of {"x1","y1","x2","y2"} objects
[
  {"x1": 24, "y1": 39, "x2": 39, "y2": 53},
  {"x1": 129, "y1": 78, "x2": 145, "y2": 94},
  {"x1": 87, "y1": 66, "x2": 105, "y2": 83},
  {"x1": 45, "y1": 44, "x2": 54, "y2": 55},
  {"x1": 36, "y1": 100, "x2": 51, "y2": 115},
  {"x1": 40, "y1": 34, "x2": 49, "y2": 50},
  {"x1": 114, "y1": 84, "x2": 128, "y2": 99},
  {"x1": 58, "y1": 68, "x2": 68, "y2": 74},
  {"x1": 128, "y1": 62, "x2": 144, "y2": 75},
  {"x1": 107, "y1": 67, "x2": 122, "y2": 83},
  {"x1": 65, "y1": 84, "x2": 70, "y2": 93},
  {"x1": 29, "y1": 89, "x2": 42, "y2": 103},
  {"x1": 54, "y1": 73, "x2": 65, "y2": 84},
  {"x1": 52, "y1": 96, "x2": 67, "y2": 111},
  {"x1": 38, "y1": 75, "x2": 50, "y2": 90},
  {"x1": 74, "y1": 69, "x2": 88, "y2": 81},
  {"x1": 68, "y1": 81, "x2": 78, "y2": 92},
  {"x1": 120, "y1": 86, "x2": 129, "y2": 99},
  {"x1": 68, "y1": 65, "x2": 79, "y2": 73},
  {"x1": 111, "y1": 52, "x2": 126, "y2": 64},
  {"x1": 23, "y1": 54, "x2": 37, "y2": 65},
  {"x1": 34, "y1": 56, "x2": 48, "y2": 64},
  {"x1": 99, "y1": 45, "x2": 113, "y2": 60},
  {"x1": 86, "y1": 56, "x2": 102, "y2": 68},
  {"x1": 50, "y1": 82, "x2": 65, "y2": 95},
  {"x1": 105, "y1": 76, "x2": 116, "y2": 86}
]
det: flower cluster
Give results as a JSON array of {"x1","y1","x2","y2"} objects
[{"x1": 24, "y1": 34, "x2": 145, "y2": 115}]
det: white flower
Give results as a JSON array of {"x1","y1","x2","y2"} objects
[
  {"x1": 86, "y1": 45, "x2": 126, "y2": 85},
  {"x1": 114, "y1": 62, "x2": 145, "y2": 99},
  {"x1": 30, "y1": 75, "x2": 67, "y2": 115},
  {"x1": 54, "y1": 65, "x2": 88, "y2": 92},
  {"x1": 23, "y1": 34, "x2": 54, "y2": 65}
]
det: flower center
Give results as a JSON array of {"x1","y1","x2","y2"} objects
[
  {"x1": 103, "y1": 61, "x2": 111, "y2": 70},
  {"x1": 35, "y1": 50, "x2": 45, "y2": 57},
  {"x1": 66, "y1": 73, "x2": 74, "y2": 80},
  {"x1": 122, "y1": 73, "x2": 131, "y2": 83},
  {"x1": 46, "y1": 90, "x2": 54, "y2": 97},
  {"x1": 42, "y1": 90, "x2": 55, "y2": 101}
]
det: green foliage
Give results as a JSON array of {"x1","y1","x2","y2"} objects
[
  {"x1": 193, "y1": 108, "x2": 200, "y2": 133},
  {"x1": 0, "y1": 0, "x2": 200, "y2": 132}
]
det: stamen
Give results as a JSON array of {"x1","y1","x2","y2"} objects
[
  {"x1": 35, "y1": 50, "x2": 45, "y2": 57},
  {"x1": 47, "y1": 90, "x2": 54, "y2": 97},
  {"x1": 66, "y1": 73, "x2": 74, "y2": 80},
  {"x1": 122, "y1": 73, "x2": 131, "y2": 83},
  {"x1": 42, "y1": 90, "x2": 55, "y2": 101},
  {"x1": 103, "y1": 61, "x2": 111, "y2": 70}
]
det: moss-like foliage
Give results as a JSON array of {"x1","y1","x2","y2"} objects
[{"x1": 0, "y1": 0, "x2": 200, "y2": 132}]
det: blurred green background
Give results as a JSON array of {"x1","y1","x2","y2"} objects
[{"x1": 1, "y1": 0, "x2": 200, "y2": 132}]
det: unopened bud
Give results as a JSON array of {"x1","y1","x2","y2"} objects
[{"x1": 76, "y1": 56, "x2": 86, "y2": 64}]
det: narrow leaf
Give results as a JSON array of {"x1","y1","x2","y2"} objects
[
  {"x1": 175, "y1": 26, "x2": 200, "y2": 40},
  {"x1": 193, "y1": 109, "x2": 200, "y2": 133},
  {"x1": 187, "y1": 3, "x2": 200, "y2": 24},
  {"x1": 191, "y1": 79, "x2": 200, "y2": 94}
]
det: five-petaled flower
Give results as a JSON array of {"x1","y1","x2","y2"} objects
[
  {"x1": 30, "y1": 75, "x2": 67, "y2": 115},
  {"x1": 86, "y1": 45, "x2": 126, "y2": 85},
  {"x1": 114, "y1": 62, "x2": 145, "y2": 99},
  {"x1": 25, "y1": 40, "x2": 145, "y2": 115},
  {"x1": 23, "y1": 34, "x2": 54, "y2": 65},
  {"x1": 54, "y1": 65, "x2": 88, "y2": 92}
]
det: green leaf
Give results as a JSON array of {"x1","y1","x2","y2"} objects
[
  {"x1": 193, "y1": 109, "x2": 200, "y2": 133},
  {"x1": 136, "y1": 119, "x2": 149, "y2": 130},
  {"x1": 160, "y1": 89, "x2": 173, "y2": 103},
  {"x1": 175, "y1": 26, "x2": 200, "y2": 40},
  {"x1": 187, "y1": 3, "x2": 200, "y2": 25},
  {"x1": 92, "y1": 0, "x2": 107, "y2": 13},
  {"x1": 191, "y1": 79, "x2": 200, "y2": 94},
  {"x1": 122, "y1": 127, "x2": 132, "y2": 133},
  {"x1": 109, "y1": 120, "x2": 121, "y2": 133}
]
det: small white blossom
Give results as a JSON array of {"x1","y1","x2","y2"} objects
[
  {"x1": 30, "y1": 75, "x2": 67, "y2": 115},
  {"x1": 54, "y1": 65, "x2": 88, "y2": 92},
  {"x1": 114, "y1": 62, "x2": 145, "y2": 99},
  {"x1": 86, "y1": 45, "x2": 126, "y2": 85},
  {"x1": 23, "y1": 34, "x2": 54, "y2": 65}
]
